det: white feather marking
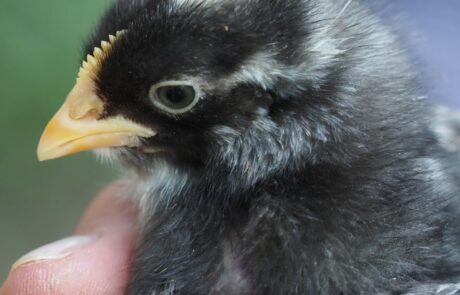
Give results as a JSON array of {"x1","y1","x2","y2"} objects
[
  {"x1": 125, "y1": 160, "x2": 189, "y2": 225},
  {"x1": 211, "y1": 242, "x2": 248, "y2": 293},
  {"x1": 173, "y1": 0, "x2": 223, "y2": 7},
  {"x1": 335, "y1": 0, "x2": 353, "y2": 22},
  {"x1": 222, "y1": 51, "x2": 310, "y2": 90},
  {"x1": 415, "y1": 158, "x2": 446, "y2": 182},
  {"x1": 94, "y1": 148, "x2": 120, "y2": 165},
  {"x1": 213, "y1": 126, "x2": 241, "y2": 144},
  {"x1": 310, "y1": 0, "x2": 353, "y2": 52},
  {"x1": 436, "y1": 283, "x2": 460, "y2": 294}
]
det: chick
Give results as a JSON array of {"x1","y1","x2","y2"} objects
[{"x1": 37, "y1": 0, "x2": 460, "y2": 294}]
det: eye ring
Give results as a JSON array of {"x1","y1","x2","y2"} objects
[{"x1": 149, "y1": 81, "x2": 201, "y2": 114}]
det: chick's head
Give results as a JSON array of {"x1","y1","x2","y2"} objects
[{"x1": 38, "y1": 1, "x2": 360, "y2": 184}]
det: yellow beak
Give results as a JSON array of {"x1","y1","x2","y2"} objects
[{"x1": 37, "y1": 76, "x2": 156, "y2": 161}]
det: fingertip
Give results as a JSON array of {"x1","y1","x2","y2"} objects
[
  {"x1": 1, "y1": 225, "x2": 135, "y2": 295},
  {"x1": 1, "y1": 182, "x2": 139, "y2": 295}
]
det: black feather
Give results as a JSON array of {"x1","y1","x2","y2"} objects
[{"x1": 83, "y1": 0, "x2": 460, "y2": 294}]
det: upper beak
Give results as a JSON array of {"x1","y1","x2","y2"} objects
[{"x1": 37, "y1": 76, "x2": 156, "y2": 161}]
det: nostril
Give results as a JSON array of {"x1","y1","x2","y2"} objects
[
  {"x1": 69, "y1": 106, "x2": 100, "y2": 120},
  {"x1": 68, "y1": 95, "x2": 104, "y2": 120}
]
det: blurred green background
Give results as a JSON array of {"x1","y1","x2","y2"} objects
[{"x1": 0, "y1": 0, "x2": 118, "y2": 281}]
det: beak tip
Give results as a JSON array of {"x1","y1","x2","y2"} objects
[
  {"x1": 37, "y1": 141, "x2": 57, "y2": 162},
  {"x1": 37, "y1": 141, "x2": 46, "y2": 161},
  {"x1": 37, "y1": 150, "x2": 49, "y2": 162}
]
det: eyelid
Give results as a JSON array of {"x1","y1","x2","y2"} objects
[
  {"x1": 149, "y1": 80, "x2": 202, "y2": 115},
  {"x1": 153, "y1": 80, "x2": 196, "y2": 88}
]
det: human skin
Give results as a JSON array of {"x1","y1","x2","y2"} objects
[{"x1": 0, "y1": 184, "x2": 137, "y2": 295}]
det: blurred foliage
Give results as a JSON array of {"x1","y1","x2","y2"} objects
[{"x1": 0, "y1": 0, "x2": 118, "y2": 281}]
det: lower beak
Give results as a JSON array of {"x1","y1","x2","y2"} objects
[{"x1": 37, "y1": 77, "x2": 155, "y2": 161}]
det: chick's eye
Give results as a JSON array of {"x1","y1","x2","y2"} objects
[
  {"x1": 150, "y1": 83, "x2": 199, "y2": 114},
  {"x1": 158, "y1": 86, "x2": 195, "y2": 108}
]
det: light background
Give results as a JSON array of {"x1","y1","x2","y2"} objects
[{"x1": 0, "y1": 0, "x2": 458, "y2": 282}]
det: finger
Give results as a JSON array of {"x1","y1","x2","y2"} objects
[
  {"x1": 76, "y1": 181, "x2": 138, "y2": 235},
  {"x1": 1, "y1": 184, "x2": 138, "y2": 295}
]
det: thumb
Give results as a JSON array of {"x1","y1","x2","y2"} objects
[{"x1": 1, "y1": 184, "x2": 138, "y2": 295}]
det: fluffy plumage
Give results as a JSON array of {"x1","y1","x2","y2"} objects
[{"x1": 80, "y1": 0, "x2": 460, "y2": 294}]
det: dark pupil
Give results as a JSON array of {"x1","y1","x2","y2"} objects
[
  {"x1": 165, "y1": 87, "x2": 186, "y2": 104},
  {"x1": 158, "y1": 86, "x2": 195, "y2": 109}
]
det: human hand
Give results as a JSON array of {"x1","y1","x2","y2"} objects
[{"x1": 0, "y1": 184, "x2": 138, "y2": 295}]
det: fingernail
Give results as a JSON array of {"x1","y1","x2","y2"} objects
[{"x1": 11, "y1": 235, "x2": 98, "y2": 270}]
